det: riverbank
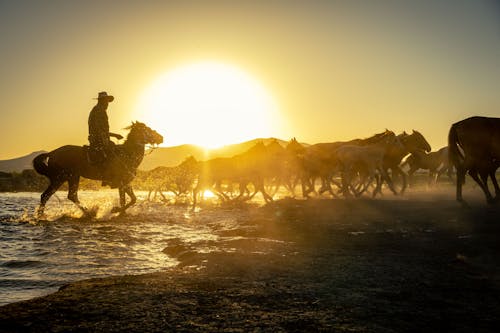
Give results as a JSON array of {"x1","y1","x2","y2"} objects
[{"x1": 1, "y1": 194, "x2": 499, "y2": 332}]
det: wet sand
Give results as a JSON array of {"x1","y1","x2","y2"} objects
[{"x1": 1, "y1": 189, "x2": 500, "y2": 332}]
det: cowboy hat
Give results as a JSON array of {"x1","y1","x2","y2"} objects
[{"x1": 95, "y1": 91, "x2": 114, "y2": 102}]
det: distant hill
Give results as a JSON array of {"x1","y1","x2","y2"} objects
[
  {"x1": 0, "y1": 151, "x2": 47, "y2": 173},
  {"x1": 140, "y1": 137, "x2": 294, "y2": 170}
]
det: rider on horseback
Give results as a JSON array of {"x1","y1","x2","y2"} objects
[{"x1": 88, "y1": 91, "x2": 123, "y2": 164}]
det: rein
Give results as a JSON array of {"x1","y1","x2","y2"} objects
[{"x1": 144, "y1": 144, "x2": 159, "y2": 156}]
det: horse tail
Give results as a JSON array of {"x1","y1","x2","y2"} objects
[
  {"x1": 447, "y1": 123, "x2": 465, "y2": 184},
  {"x1": 33, "y1": 153, "x2": 50, "y2": 177}
]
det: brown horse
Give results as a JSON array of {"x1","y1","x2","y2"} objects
[
  {"x1": 402, "y1": 146, "x2": 452, "y2": 185},
  {"x1": 33, "y1": 122, "x2": 163, "y2": 216},
  {"x1": 448, "y1": 116, "x2": 500, "y2": 204}
]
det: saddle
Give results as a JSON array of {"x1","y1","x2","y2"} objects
[
  {"x1": 84, "y1": 145, "x2": 132, "y2": 189},
  {"x1": 85, "y1": 145, "x2": 106, "y2": 165}
]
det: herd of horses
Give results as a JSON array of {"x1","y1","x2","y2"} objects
[
  {"x1": 141, "y1": 129, "x2": 444, "y2": 207},
  {"x1": 32, "y1": 116, "x2": 500, "y2": 216}
]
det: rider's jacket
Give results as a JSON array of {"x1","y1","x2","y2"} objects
[{"x1": 88, "y1": 103, "x2": 111, "y2": 149}]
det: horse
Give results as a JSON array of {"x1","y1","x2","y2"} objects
[
  {"x1": 448, "y1": 116, "x2": 500, "y2": 204},
  {"x1": 335, "y1": 130, "x2": 402, "y2": 197},
  {"x1": 376, "y1": 130, "x2": 431, "y2": 195},
  {"x1": 32, "y1": 121, "x2": 163, "y2": 216},
  {"x1": 143, "y1": 156, "x2": 198, "y2": 202},
  {"x1": 402, "y1": 146, "x2": 452, "y2": 186},
  {"x1": 260, "y1": 139, "x2": 293, "y2": 196},
  {"x1": 280, "y1": 138, "x2": 306, "y2": 196},
  {"x1": 298, "y1": 131, "x2": 389, "y2": 198},
  {"x1": 192, "y1": 142, "x2": 274, "y2": 208}
]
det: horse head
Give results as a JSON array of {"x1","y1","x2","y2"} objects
[
  {"x1": 126, "y1": 121, "x2": 163, "y2": 146},
  {"x1": 411, "y1": 130, "x2": 431, "y2": 152},
  {"x1": 286, "y1": 137, "x2": 305, "y2": 155},
  {"x1": 378, "y1": 130, "x2": 404, "y2": 149}
]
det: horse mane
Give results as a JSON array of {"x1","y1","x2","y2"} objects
[{"x1": 358, "y1": 129, "x2": 394, "y2": 145}]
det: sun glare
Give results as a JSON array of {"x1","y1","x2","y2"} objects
[{"x1": 135, "y1": 62, "x2": 281, "y2": 149}]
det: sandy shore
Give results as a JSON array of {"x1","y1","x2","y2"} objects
[{"x1": 1, "y1": 191, "x2": 500, "y2": 332}]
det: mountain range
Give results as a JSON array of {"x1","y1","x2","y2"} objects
[
  {"x1": 0, "y1": 138, "x2": 298, "y2": 173},
  {"x1": 0, "y1": 151, "x2": 47, "y2": 173}
]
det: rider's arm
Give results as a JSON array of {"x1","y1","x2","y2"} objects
[{"x1": 109, "y1": 132, "x2": 123, "y2": 140}]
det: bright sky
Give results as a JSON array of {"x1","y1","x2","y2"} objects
[{"x1": 1, "y1": 0, "x2": 499, "y2": 159}]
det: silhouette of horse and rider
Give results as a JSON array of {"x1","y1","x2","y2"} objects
[{"x1": 33, "y1": 92, "x2": 163, "y2": 216}]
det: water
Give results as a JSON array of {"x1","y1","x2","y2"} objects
[{"x1": 0, "y1": 191, "x2": 227, "y2": 306}]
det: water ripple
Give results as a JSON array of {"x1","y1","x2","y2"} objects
[{"x1": 0, "y1": 191, "x2": 227, "y2": 306}]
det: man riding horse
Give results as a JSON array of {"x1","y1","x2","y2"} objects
[{"x1": 88, "y1": 91, "x2": 123, "y2": 165}]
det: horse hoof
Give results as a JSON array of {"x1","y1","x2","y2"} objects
[{"x1": 111, "y1": 207, "x2": 122, "y2": 214}]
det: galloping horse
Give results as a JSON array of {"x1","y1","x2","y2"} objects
[
  {"x1": 335, "y1": 130, "x2": 402, "y2": 197},
  {"x1": 33, "y1": 122, "x2": 163, "y2": 216},
  {"x1": 280, "y1": 138, "x2": 306, "y2": 196},
  {"x1": 402, "y1": 146, "x2": 452, "y2": 185},
  {"x1": 448, "y1": 116, "x2": 500, "y2": 204},
  {"x1": 192, "y1": 142, "x2": 274, "y2": 208},
  {"x1": 144, "y1": 156, "x2": 199, "y2": 201},
  {"x1": 299, "y1": 131, "x2": 389, "y2": 198},
  {"x1": 377, "y1": 130, "x2": 431, "y2": 195}
]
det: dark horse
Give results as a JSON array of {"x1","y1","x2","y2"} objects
[
  {"x1": 33, "y1": 122, "x2": 163, "y2": 216},
  {"x1": 448, "y1": 116, "x2": 500, "y2": 204}
]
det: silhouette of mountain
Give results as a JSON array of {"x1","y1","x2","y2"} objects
[
  {"x1": 0, "y1": 151, "x2": 47, "y2": 173},
  {"x1": 140, "y1": 137, "x2": 294, "y2": 170}
]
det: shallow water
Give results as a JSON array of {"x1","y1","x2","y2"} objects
[{"x1": 0, "y1": 191, "x2": 228, "y2": 306}]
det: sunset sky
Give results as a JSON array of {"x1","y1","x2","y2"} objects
[{"x1": 1, "y1": 0, "x2": 499, "y2": 159}]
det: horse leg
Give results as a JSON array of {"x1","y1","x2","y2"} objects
[
  {"x1": 407, "y1": 167, "x2": 417, "y2": 187},
  {"x1": 468, "y1": 169, "x2": 494, "y2": 203},
  {"x1": 489, "y1": 170, "x2": 500, "y2": 201},
  {"x1": 112, "y1": 187, "x2": 126, "y2": 214},
  {"x1": 37, "y1": 178, "x2": 65, "y2": 217},
  {"x1": 427, "y1": 170, "x2": 435, "y2": 186},
  {"x1": 455, "y1": 165, "x2": 466, "y2": 203},
  {"x1": 340, "y1": 170, "x2": 354, "y2": 198},
  {"x1": 372, "y1": 172, "x2": 383, "y2": 198},
  {"x1": 395, "y1": 167, "x2": 408, "y2": 194},
  {"x1": 318, "y1": 176, "x2": 329, "y2": 195},
  {"x1": 250, "y1": 178, "x2": 273, "y2": 203},
  {"x1": 325, "y1": 175, "x2": 341, "y2": 198},
  {"x1": 192, "y1": 185, "x2": 200, "y2": 210},
  {"x1": 67, "y1": 175, "x2": 88, "y2": 215},
  {"x1": 158, "y1": 190, "x2": 167, "y2": 202},
  {"x1": 112, "y1": 185, "x2": 136, "y2": 214},
  {"x1": 301, "y1": 175, "x2": 312, "y2": 198},
  {"x1": 379, "y1": 167, "x2": 398, "y2": 196},
  {"x1": 123, "y1": 185, "x2": 137, "y2": 212}
]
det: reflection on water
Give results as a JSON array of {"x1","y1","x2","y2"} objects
[{"x1": 0, "y1": 191, "x2": 243, "y2": 306}]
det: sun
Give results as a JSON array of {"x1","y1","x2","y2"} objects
[{"x1": 135, "y1": 61, "x2": 282, "y2": 149}]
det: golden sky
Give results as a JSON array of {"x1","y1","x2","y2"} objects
[{"x1": 1, "y1": 1, "x2": 499, "y2": 159}]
